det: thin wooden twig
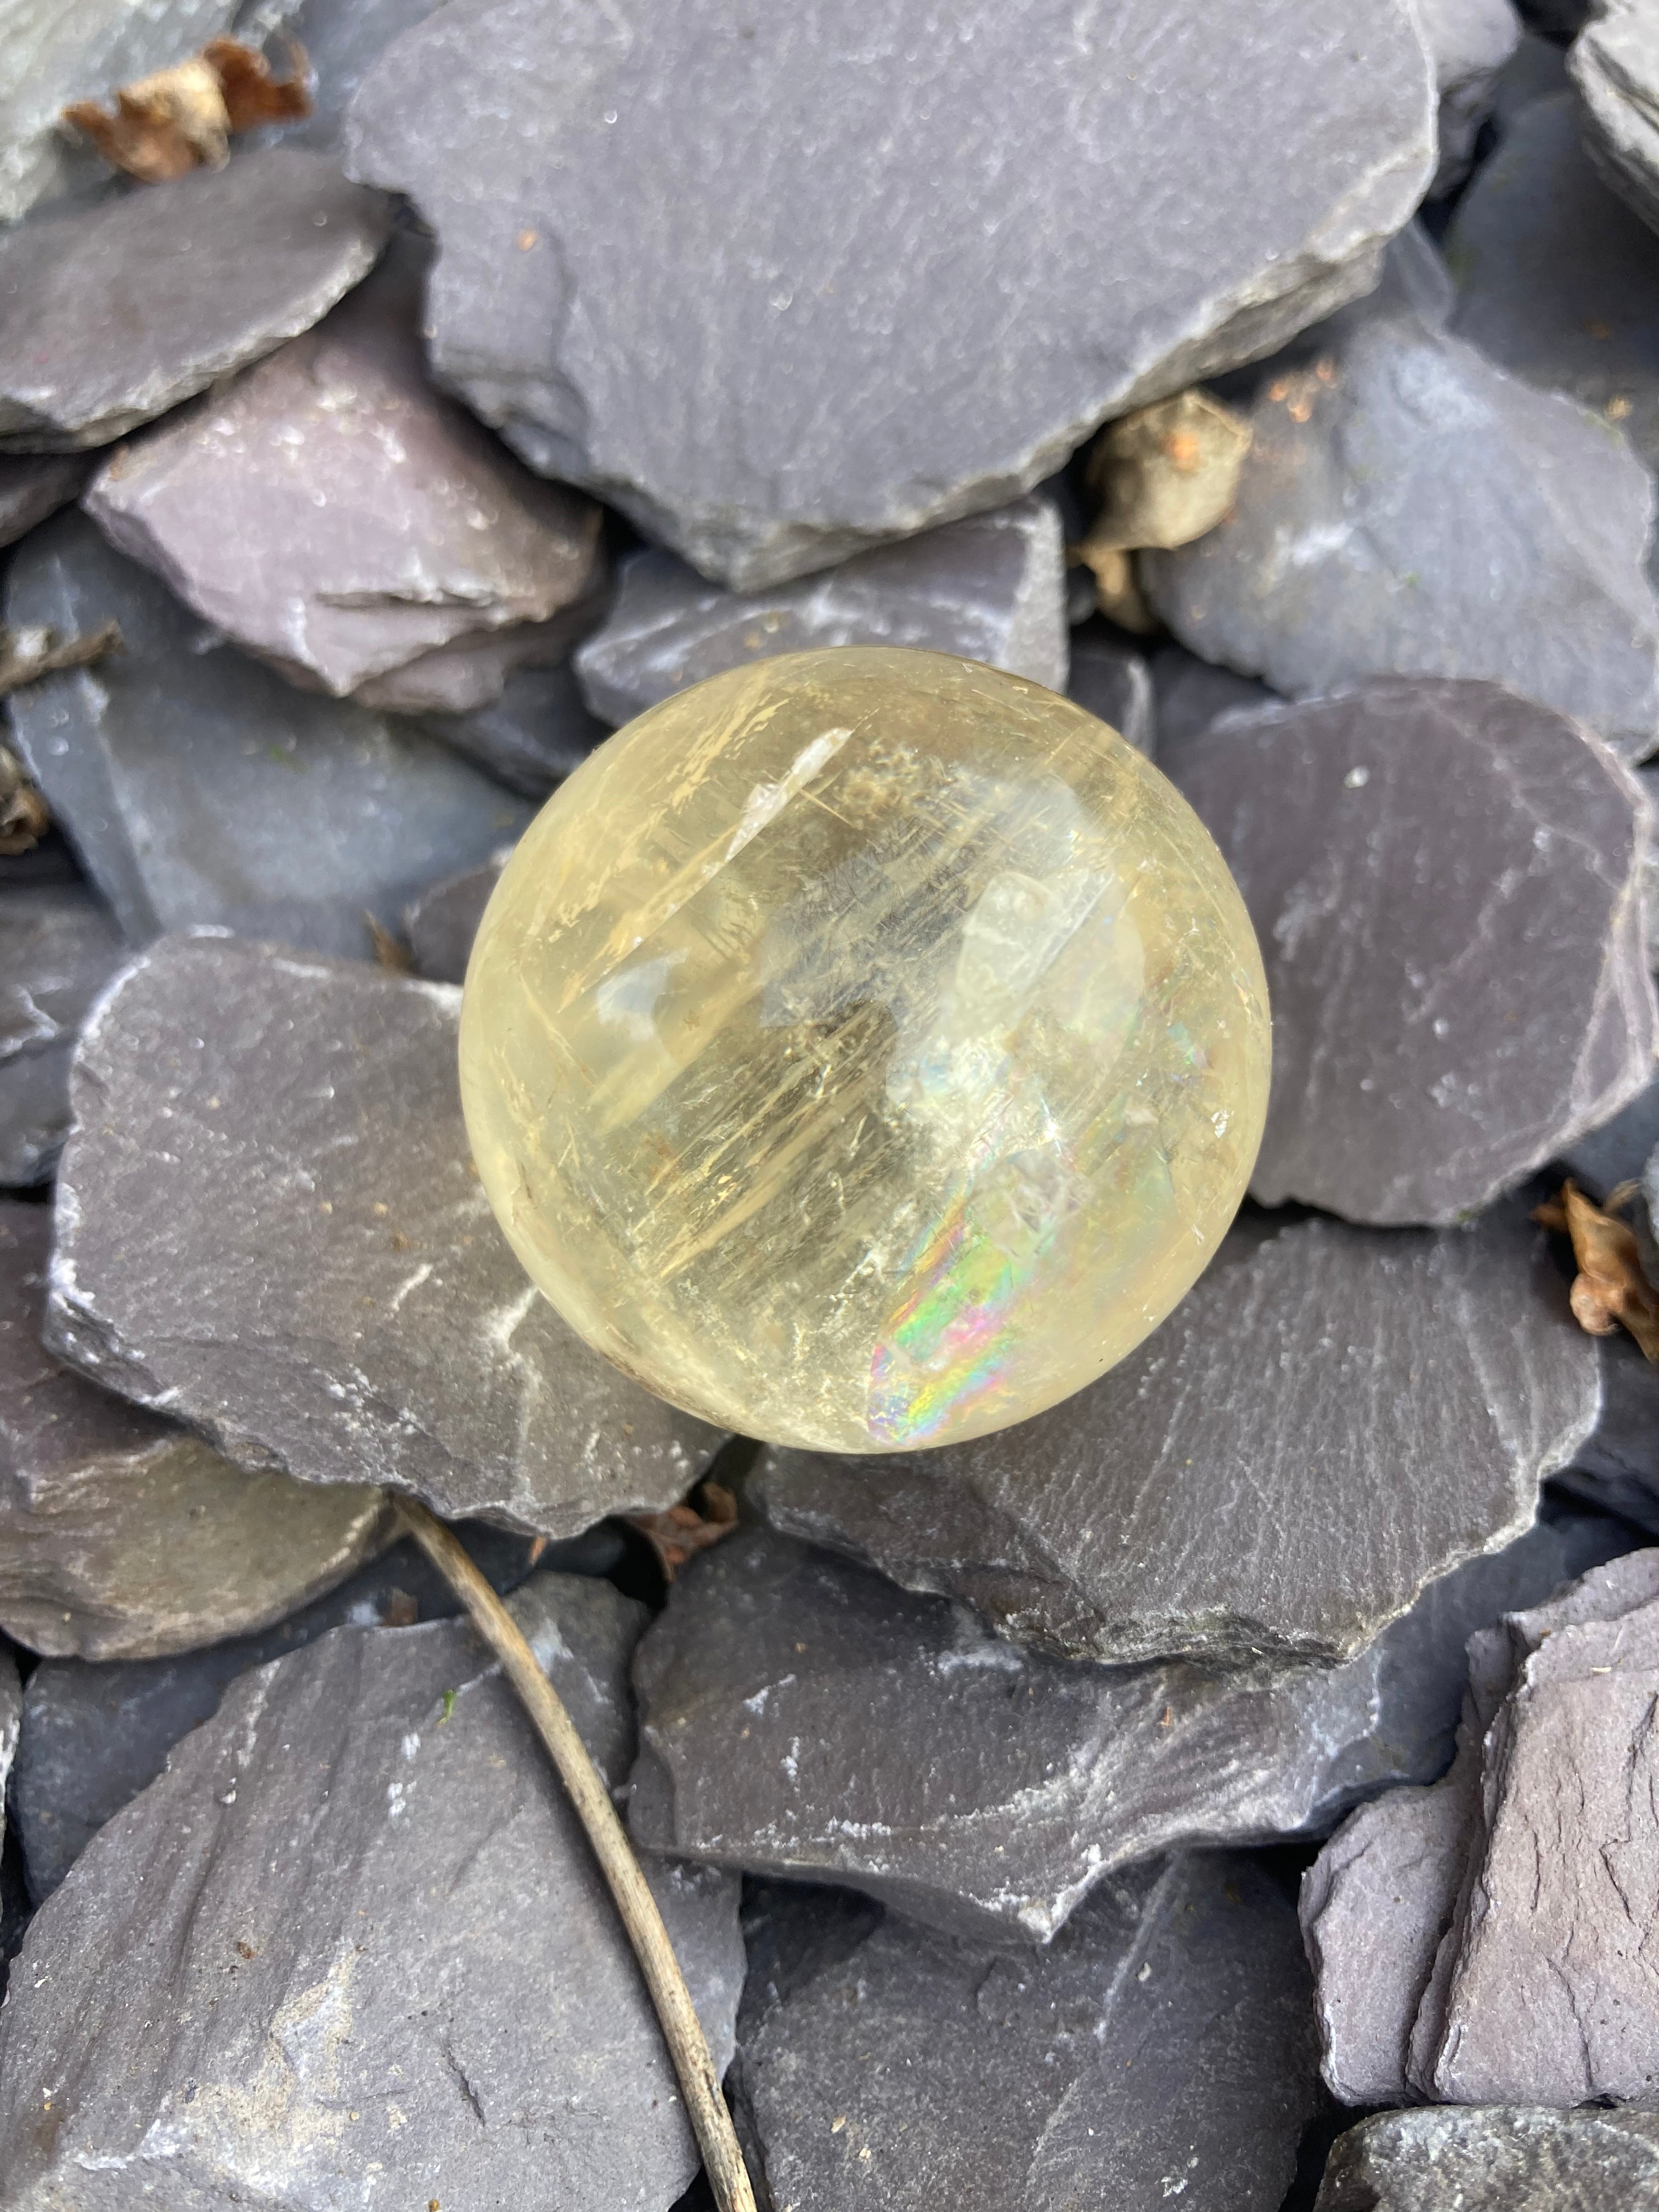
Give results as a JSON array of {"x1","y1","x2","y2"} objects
[{"x1": 396, "y1": 1497, "x2": 757, "y2": 2212}]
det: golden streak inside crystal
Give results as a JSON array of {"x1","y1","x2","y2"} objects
[{"x1": 459, "y1": 646, "x2": 1269, "y2": 1452}]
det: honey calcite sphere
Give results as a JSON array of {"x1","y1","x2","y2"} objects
[{"x1": 459, "y1": 647, "x2": 1269, "y2": 1453}]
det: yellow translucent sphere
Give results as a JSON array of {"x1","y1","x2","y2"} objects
[{"x1": 459, "y1": 647, "x2": 1269, "y2": 1452}]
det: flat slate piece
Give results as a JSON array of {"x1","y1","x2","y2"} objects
[
  {"x1": 755, "y1": 1203, "x2": 1600, "y2": 1668},
  {"x1": 1572, "y1": 0, "x2": 1659, "y2": 236},
  {"x1": 44, "y1": 933, "x2": 724, "y2": 1534},
  {"x1": 1164, "y1": 678, "x2": 1659, "y2": 1224},
  {"x1": 345, "y1": 0, "x2": 1432, "y2": 588},
  {"x1": 5, "y1": 512, "x2": 531, "y2": 957},
  {"x1": 1, "y1": 1198, "x2": 391, "y2": 1662},
  {"x1": 415, "y1": 661, "x2": 608, "y2": 796},
  {"x1": 0, "y1": 454, "x2": 87, "y2": 549},
  {"x1": 0, "y1": 1575, "x2": 744, "y2": 2211},
  {"x1": 734, "y1": 1855, "x2": 1318, "y2": 2212},
  {"x1": 1315, "y1": 2108, "x2": 1659, "y2": 2212},
  {"x1": 1418, "y1": 0, "x2": 1520, "y2": 193},
  {"x1": 1065, "y1": 624, "x2": 1155, "y2": 754},
  {"x1": 629, "y1": 1514, "x2": 1629, "y2": 1944},
  {"x1": 1142, "y1": 307, "x2": 1659, "y2": 763},
  {"x1": 403, "y1": 851, "x2": 509, "y2": 985},
  {"x1": 574, "y1": 497, "x2": 1067, "y2": 725},
  {"x1": 0, "y1": 883, "x2": 124, "y2": 1187},
  {"x1": 0, "y1": 148, "x2": 392, "y2": 452},
  {"x1": 87, "y1": 242, "x2": 606, "y2": 704}
]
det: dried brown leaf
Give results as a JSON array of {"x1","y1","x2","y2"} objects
[
  {"x1": 203, "y1": 39, "x2": 313, "y2": 132},
  {"x1": 1070, "y1": 542, "x2": 1158, "y2": 633},
  {"x1": 1080, "y1": 387, "x2": 1253, "y2": 556},
  {"x1": 0, "y1": 743, "x2": 50, "y2": 855},
  {"x1": 624, "y1": 1481, "x2": 739, "y2": 1582},
  {"x1": 63, "y1": 39, "x2": 311, "y2": 184},
  {"x1": 365, "y1": 912, "x2": 415, "y2": 973},
  {"x1": 1534, "y1": 1179, "x2": 1659, "y2": 1361},
  {"x1": 0, "y1": 620, "x2": 122, "y2": 698}
]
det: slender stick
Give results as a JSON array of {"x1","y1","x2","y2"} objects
[{"x1": 397, "y1": 1498, "x2": 757, "y2": 2212}]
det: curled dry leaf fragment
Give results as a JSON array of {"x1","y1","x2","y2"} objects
[
  {"x1": 624, "y1": 1481, "x2": 740, "y2": 1582},
  {"x1": 0, "y1": 742, "x2": 51, "y2": 855},
  {"x1": 1534, "y1": 1178, "x2": 1659, "y2": 1361},
  {"x1": 1073, "y1": 387, "x2": 1252, "y2": 625},
  {"x1": 63, "y1": 40, "x2": 311, "y2": 187},
  {"x1": 0, "y1": 619, "x2": 122, "y2": 698}
]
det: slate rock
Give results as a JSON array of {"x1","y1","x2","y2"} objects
[
  {"x1": 1556, "y1": 1062, "x2": 1659, "y2": 1197},
  {"x1": 755, "y1": 1201, "x2": 1600, "y2": 1669},
  {"x1": 629, "y1": 1512, "x2": 1629, "y2": 1944},
  {"x1": 0, "y1": 149, "x2": 391, "y2": 454},
  {"x1": 5, "y1": 511, "x2": 530, "y2": 957},
  {"x1": 45, "y1": 932, "x2": 725, "y2": 1533},
  {"x1": 1149, "y1": 643, "x2": 1275, "y2": 746},
  {"x1": 1558, "y1": 1325, "x2": 1659, "y2": 1534},
  {"x1": 415, "y1": 660, "x2": 609, "y2": 797},
  {"x1": 0, "y1": 1645, "x2": 17, "y2": 1852},
  {"x1": 12, "y1": 1517, "x2": 620, "y2": 1904},
  {"x1": 1572, "y1": 0, "x2": 1659, "y2": 236},
  {"x1": 1066, "y1": 623, "x2": 1155, "y2": 755},
  {"x1": 0, "y1": 883, "x2": 123, "y2": 1187},
  {"x1": 1446, "y1": 93, "x2": 1659, "y2": 572},
  {"x1": 87, "y1": 240, "x2": 607, "y2": 704},
  {"x1": 0, "y1": 0, "x2": 248, "y2": 225},
  {"x1": 0, "y1": 1572, "x2": 744, "y2": 2210},
  {"x1": 1141, "y1": 305, "x2": 1659, "y2": 763},
  {"x1": 733, "y1": 1854, "x2": 1318, "y2": 2212},
  {"x1": 345, "y1": 0, "x2": 1433, "y2": 590},
  {"x1": 1, "y1": 1198, "x2": 391, "y2": 1662},
  {"x1": 1164, "y1": 678, "x2": 1659, "y2": 1224},
  {"x1": 0, "y1": 456, "x2": 87, "y2": 551},
  {"x1": 250, "y1": 0, "x2": 439, "y2": 153},
  {"x1": 1316, "y1": 2107, "x2": 1659, "y2": 2211},
  {"x1": 1418, "y1": 0, "x2": 1521, "y2": 194},
  {"x1": 574, "y1": 497, "x2": 1067, "y2": 725},
  {"x1": 403, "y1": 849, "x2": 509, "y2": 985}
]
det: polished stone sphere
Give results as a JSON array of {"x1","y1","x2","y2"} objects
[{"x1": 459, "y1": 647, "x2": 1269, "y2": 1452}]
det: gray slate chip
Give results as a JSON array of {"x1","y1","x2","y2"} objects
[
  {"x1": 628, "y1": 1513, "x2": 1629, "y2": 1945},
  {"x1": 0, "y1": 455, "x2": 87, "y2": 550},
  {"x1": 1066, "y1": 624, "x2": 1155, "y2": 755},
  {"x1": 415, "y1": 661, "x2": 609, "y2": 797},
  {"x1": 1163, "y1": 678, "x2": 1659, "y2": 1225},
  {"x1": 0, "y1": 148, "x2": 392, "y2": 453},
  {"x1": 1556, "y1": 1063, "x2": 1659, "y2": 1197},
  {"x1": 0, "y1": 1573, "x2": 744, "y2": 2211},
  {"x1": 1315, "y1": 2107, "x2": 1659, "y2": 2211},
  {"x1": 1149, "y1": 644, "x2": 1276, "y2": 746},
  {"x1": 1418, "y1": 0, "x2": 1521, "y2": 194},
  {"x1": 1, "y1": 1198, "x2": 391, "y2": 1662},
  {"x1": 86, "y1": 240, "x2": 606, "y2": 703},
  {"x1": 402, "y1": 849, "x2": 509, "y2": 985},
  {"x1": 755, "y1": 1202, "x2": 1600, "y2": 1669},
  {"x1": 733, "y1": 1855, "x2": 1318, "y2": 2212},
  {"x1": 573, "y1": 498, "x2": 1067, "y2": 725},
  {"x1": 1572, "y1": 0, "x2": 1659, "y2": 237},
  {"x1": 5, "y1": 511, "x2": 531, "y2": 957},
  {"x1": 1558, "y1": 1325, "x2": 1659, "y2": 1533},
  {"x1": 344, "y1": 0, "x2": 1432, "y2": 589},
  {"x1": 44, "y1": 932, "x2": 725, "y2": 1533},
  {"x1": 0, "y1": 883, "x2": 123, "y2": 1187},
  {"x1": 1142, "y1": 306, "x2": 1659, "y2": 763},
  {"x1": 11, "y1": 1517, "x2": 620, "y2": 1903}
]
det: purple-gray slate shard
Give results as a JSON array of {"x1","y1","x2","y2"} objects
[
  {"x1": 413, "y1": 661, "x2": 609, "y2": 796},
  {"x1": 627, "y1": 1513, "x2": 1628, "y2": 1945},
  {"x1": 1571, "y1": 0, "x2": 1659, "y2": 238},
  {"x1": 1149, "y1": 643, "x2": 1276, "y2": 747},
  {"x1": 1163, "y1": 678, "x2": 1659, "y2": 1226},
  {"x1": 0, "y1": 454, "x2": 88, "y2": 549},
  {"x1": 0, "y1": 1573, "x2": 744, "y2": 2211},
  {"x1": 1141, "y1": 306, "x2": 1659, "y2": 764},
  {"x1": 0, "y1": 882, "x2": 124, "y2": 1187},
  {"x1": 1417, "y1": 0, "x2": 1521, "y2": 195},
  {"x1": 573, "y1": 498, "x2": 1067, "y2": 726},
  {"x1": 1314, "y1": 2107, "x2": 1659, "y2": 2212},
  {"x1": 754, "y1": 1202, "x2": 1601, "y2": 1669},
  {"x1": 1066, "y1": 624, "x2": 1155, "y2": 756},
  {"x1": 733, "y1": 1855, "x2": 1318, "y2": 2212},
  {"x1": 402, "y1": 849, "x2": 510, "y2": 985},
  {"x1": 343, "y1": 0, "x2": 1433, "y2": 590},
  {"x1": 43, "y1": 932, "x2": 725, "y2": 1534},
  {"x1": 4, "y1": 511, "x2": 531, "y2": 958},
  {"x1": 0, "y1": 1199, "x2": 391, "y2": 1662},
  {"x1": 85, "y1": 239, "x2": 607, "y2": 708},
  {"x1": 0, "y1": 148, "x2": 392, "y2": 453}
]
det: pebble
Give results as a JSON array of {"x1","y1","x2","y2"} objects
[{"x1": 0, "y1": 883, "x2": 123, "y2": 1187}]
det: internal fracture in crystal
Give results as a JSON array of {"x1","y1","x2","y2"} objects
[{"x1": 459, "y1": 647, "x2": 1269, "y2": 1452}]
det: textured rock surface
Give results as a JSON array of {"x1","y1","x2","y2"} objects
[
  {"x1": 1315, "y1": 2107, "x2": 1659, "y2": 2211},
  {"x1": 0, "y1": 884, "x2": 123, "y2": 1187},
  {"x1": 1557, "y1": 1063, "x2": 1659, "y2": 1197},
  {"x1": 5, "y1": 512, "x2": 529, "y2": 956},
  {"x1": 345, "y1": 0, "x2": 1432, "y2": 588},
  {"x1": 1165, "y1": 679, "x2": 1659, "y2": 1224},
  {"x1": 12, "y1": 1518, "x2": 619, "y2": 1903},
  {"x1": 1067, "y1": 625, "x2": 1155, "y2": 755},
  {"x1": 574, "y1": 498, "x2": 1066, "y2": 726},
  {"x1": 629, "y1": 1513, "x2": 1628, "y2": 1943},
  {"x1": 87, "y1": 241, "x2": 606, "y2": 703},
  {"x1": 1, "y1": 1200, "x2": 391, "y2": 1661},
  {"x1": 1418, "y1": 0, "x2": 1521, "y2": 193},
  {"x1": 735, "y1": 1855, "x2": 1318, "y2": 2212},
  {"x1": 1561, "y1": 1327, "x2": 1659, "y2": 1534},
  {"x1": 0, "y1": 1573, "x2": 744, "y2": 2210},
  {"x1": 45, "y1": 932, "x2": 724, "y2": 1533},
  {"x1": 0, "y1": 1645, "x2": 17, "y2": 1863},
  {"x1": 403, "y1": 850, "x2": 509, "y2": 985},
  {"x1": 1150, "y1": 644, "x2": 1275, "y2": 746},
  {"x1": 1572, "y1": 0, "x2": 1659, "y2": 235},
  {"x1": 415, "y1": 661, "x2": 608, "y2": 796},
  {"x1": 755, "y1": 1202, "x2": 1600, "y2": 1667},
  {"x1": 0, "y1": 149, "x2": 391, "y2": 453},
  {"x1": 1142, "y1": 307, "x2": 1659, "y2": 762},
  {"x1": 0, "y1": 455, "x2": 87, "y2": 549}
]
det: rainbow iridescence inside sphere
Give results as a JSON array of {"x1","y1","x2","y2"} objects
[{"x1": 459, "y1": 647, "x2": 1269, "y2": 1452}]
